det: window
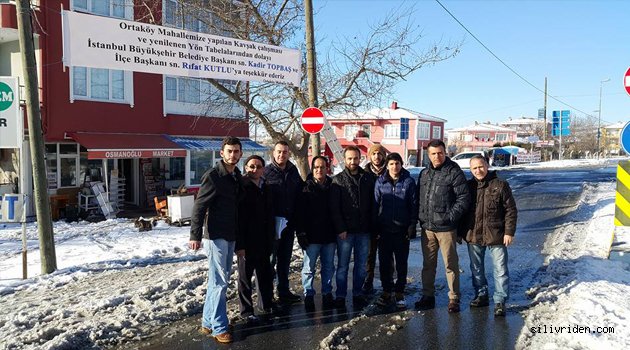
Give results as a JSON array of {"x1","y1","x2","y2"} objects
[
  {"x1": 73, "y1": 0, "x2": 132, "y2": 19},
  {"x1": 361, "y1": 124, "x2": 371, "y2": 138},
  {"x1": 168, "y1": 158, "x2": 185, "y2": 181},
  {"x1": 344, "y1": 125, "x2": 360, "y2": 140},
  {"x1": 495, "y1": 133, "x2": 508, "y2": 142},
  {"x1": 163, "y1": 0, "x2": 236, "y2": 36},
  {"x1": 71, "y1": 67, "x2": 131, "y2": 104},
  {"x1": 70, "y1": 1, "x2": 133, "y2": 104},
  {"x1": 163, "y1": 76, "x2": 242, "y2": 117},
  {"x1": 384, "y1": 124, "x2": 400, "y2": 138},
  {"x1": 190, "y1": 150, "x2": 215, "y2": 186},
  {"x1": 416, "y1": 122, "x2": 430, "y2": 140},
  {"x1": 475, "y1": 133, "x2": 490, "y2": 141},
  {"x1": 45, "y1": 144, "x2": 81, "y2": 189},
  {"x1": 432, "y1": 125, "x2": 442, "y2": 139}
]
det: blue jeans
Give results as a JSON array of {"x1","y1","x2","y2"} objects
[
  {"x1": 202, "y1": 238, "x2": 235, "y2": 335},
  {"x1": 467, "y1": 243, "x2": 509, "y2": 304},
  {"x1": 302, "y1": 243, "x2": 336, "y2": 296},
  {"x1": 336, "y1": 233, "x2": 370, "y2": 298}
]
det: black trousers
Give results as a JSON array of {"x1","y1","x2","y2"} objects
[
  {"x1": 377, "y1": 231, "x2": 409, "y2": 294},
  {"x1": 237, "y1": 254, "x2": 274, "y2": 316}
]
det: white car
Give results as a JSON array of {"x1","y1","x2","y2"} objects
[{"x1": 451, "y1": 151, "x2": 487, "y2": 168}]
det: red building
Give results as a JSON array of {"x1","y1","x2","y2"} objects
[
  {"x1": 326, "y1": 102, "x2": 446, "y2": 167},
  {"x1": 0, "y1": 0, "x2": 263, "y2": 211}
]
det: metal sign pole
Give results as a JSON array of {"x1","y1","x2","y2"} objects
[{"x1": 21, "y1": 194, "x2": 28, "y2": 279}]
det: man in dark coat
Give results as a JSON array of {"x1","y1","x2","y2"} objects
[
  {"x1": 236, "y1": 155, "x2": 275, "y2": 321},
  {"x1": 415, "y1": 139, "x2": 470, "y2": 314},
  {"x1": 295, "y1": 156, "x2": 336, "y2": 309},
  {"x1": 362, "y1": 144, "x2": 387, "y2": 294},
  {"x1": 330, "y1": 146, "x2": 375, "y2": 307},
  {"x1": 263, "y1": 141, "x2": 304, "y2": 303},
  {"x1": 461, "y1": 155, "x2": 517, "y2": 317},
  {"x1": 189, "y1": 137, "x2": 244, "y2": 344}
]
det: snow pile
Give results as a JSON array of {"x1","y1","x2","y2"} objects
[{"x1": 518, "y1": 182, "x2": 630, "y2": 349}]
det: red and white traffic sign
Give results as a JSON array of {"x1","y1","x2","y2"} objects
[
  {"x1": 625, "y1": 67, "x2": 630, "y2": 96},
  {"x1": 301, "y1": 107, "x2": 325, "y2": 134}
]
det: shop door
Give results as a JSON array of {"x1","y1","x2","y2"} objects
[{"x1": 119, "y1": 159, "x2": 137, "y2": 205}]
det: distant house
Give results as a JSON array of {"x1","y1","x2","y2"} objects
[
  {"x1": 325, "y1": 102, "x2": 446, "y2": 166},
  {"x1": 602, "y1": 121, "x2": 628, "y2": 156},
  {"x1": 500, "y1": 117, "x2": 551, "y2": 143},
  {"x1": 446, "y1": 123, "x2": 518, "y2": 154}
]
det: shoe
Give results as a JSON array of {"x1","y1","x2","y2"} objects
[
  {"x1": 304, "y1": 295, "x2": 315, "y2": 310},
  {"x1": 279, "y1": 291, "x2": 301, "y2": 303},
  {"x1": 494, "y1": 303, "x2": 506, "y2": 317},
  {"x1": 376, "y1": 292, "x2": 392, "y2": 307},
  {"x1": 470, "y1": 294, "x2": 489, "y2": 308},
  {"x1": 199, "y1": 326, "x2": 212, "y2": 336},
  {"x1": 334, "y1": 297, "x2": 346, "y2": 308},
  {"x1": 448, "y1": 299, "x2": 460, "y2": 313},
  {"x1": 322, "y1": 293, "x2": 334, "y2": 308},
  {"x1": 395, "y1": 293, "x2": 406, "y2": 309},
  {"x1": 414, "y1": 295, "x2": 435, "y2": 310},
  {"x1": 213, "y1": 332, "x2": 233, "y2": 344},
  {"x1": 362, "y1": 281, "x2": 375, "y2": 295}
]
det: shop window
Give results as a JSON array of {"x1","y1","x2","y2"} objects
[
  {"x1": 190, "y1": 150, "x2": 214, "y2": 185},
  {"x1": 45, "y1": 144, "x2": 58, "y2": 189},
  {"x1": 168, "y1": 158, "x2": 185, "y2": 181}
]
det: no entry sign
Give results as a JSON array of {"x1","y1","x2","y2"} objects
[
  {"x1": 625, "y1": 67, "x2": 630, "y2": 96},
  {"x1": 301, "y1": 107, "x2": 325, "y2": 134}
]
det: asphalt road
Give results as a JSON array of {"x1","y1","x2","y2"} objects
[{"x1": 120, "y1": 165, "x2": 617, "y2": 350}]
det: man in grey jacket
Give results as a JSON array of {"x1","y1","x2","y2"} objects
[{"x1": 415, "y1": 140, "x2": 470, "y2": 313}]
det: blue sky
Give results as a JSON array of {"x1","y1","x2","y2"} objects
[{"x1": 315, "y1": 0, "x2": 630, "y2": 129}]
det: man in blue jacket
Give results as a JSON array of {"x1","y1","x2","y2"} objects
[
  {"x1": 189, "y1": 136, "x2": 244, "y2": 344},
  {"x1": 373, "y1": 153, "x2": 418, "y2": 309}
]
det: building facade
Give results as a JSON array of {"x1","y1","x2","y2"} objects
[
  {"x1": 500, "y1": 117, "x2": 551, "y2": 143},
  {"x1": 446, "y1": 122, "x2": 518, "y2": 154},
  {"x1": 602, "y1": 121, "x2": 628, "y2": 156},
  {"x1": 326, "y1": 102, "x2": 446, "y2": 167},
  {"x1": 0, "y1": 0, "x2": 263, "y2": 211}
]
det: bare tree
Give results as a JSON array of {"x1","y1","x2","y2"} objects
[{"x1": 156, "y1": 0, "x2": 461, "y2": 176}]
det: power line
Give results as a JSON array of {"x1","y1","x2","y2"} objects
[{"x1": 434, "y1": 0, "x2": 595, "y2": 117}]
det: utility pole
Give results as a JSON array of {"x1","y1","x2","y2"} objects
[
  {"x1": 16, "y1": 0, "x2": 57, "y2": 274},
  {"x1": 305, "y1": 0, "x2": 320, "y2": 157},
  {"x1": 544, "y1": 77, "x2": 548, "y2": 161}
]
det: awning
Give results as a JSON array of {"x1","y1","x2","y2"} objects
[
  {"x1": 70, "y1": 132, "x2": 187, "y2": 159},
  {"x1": 168, "y1": 136, "x2": 268, "y2": 152}
]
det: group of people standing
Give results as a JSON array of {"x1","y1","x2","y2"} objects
[{"x1": 188, "y1": 136, "x2": 517, "y2": 344}]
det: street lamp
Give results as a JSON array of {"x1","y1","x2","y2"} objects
[{"x1": 597, "y1": 78, "x2": 611, "y2": 159}]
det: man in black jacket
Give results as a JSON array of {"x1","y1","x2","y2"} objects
[
  {"x1": 263, "y1": 141, "x2": 304, "y2": 303},
  {"x1": 236, "y1": 155, "x2": 275, "y2": 322},
  {"x1": 415, "y1": 139, "x2": 470, "y2": 314},
  {"x1": 330, "y1": 146, "x2": 375, "y2": 307},
  {"x1": 189, "y1": 136, "x2": 244, "y2": 344}
]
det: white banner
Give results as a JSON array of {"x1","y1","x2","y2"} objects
[
  {"x1": 61, "y1": 10, "x2": 301, "y2": 86},
  {"x1": 0, "y1": 77, "x2": 21, "y2": 149},
  {"x1": 0, "y1": 194, "x2": 24, "y2": 223}
]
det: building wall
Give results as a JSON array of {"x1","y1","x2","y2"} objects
[{"x1": 40, "y1": 1, "x2": 248, "y2": 142}]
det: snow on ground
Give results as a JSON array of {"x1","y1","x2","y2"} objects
[
  {"x1": 510, "y1": 157, "x2": 626, "y2": 170},
  {"x1": 0, "y1": 217, "x2": 305, "y2": 350},
  {"x1": 517, "y1": 182, "x2": 630, "y2": 349}
]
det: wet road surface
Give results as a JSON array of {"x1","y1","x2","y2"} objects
[{"x1": 122, "y1": 165, "x2": 617, "y2": 350}]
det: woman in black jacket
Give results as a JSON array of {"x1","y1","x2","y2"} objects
[{"x1": 295, "y1": 156, "x2": 336, "y2": 309}]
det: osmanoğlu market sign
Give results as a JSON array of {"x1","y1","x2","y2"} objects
[{"x1": 61, "y1": 11, "x2": 301, "y2": 86}]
